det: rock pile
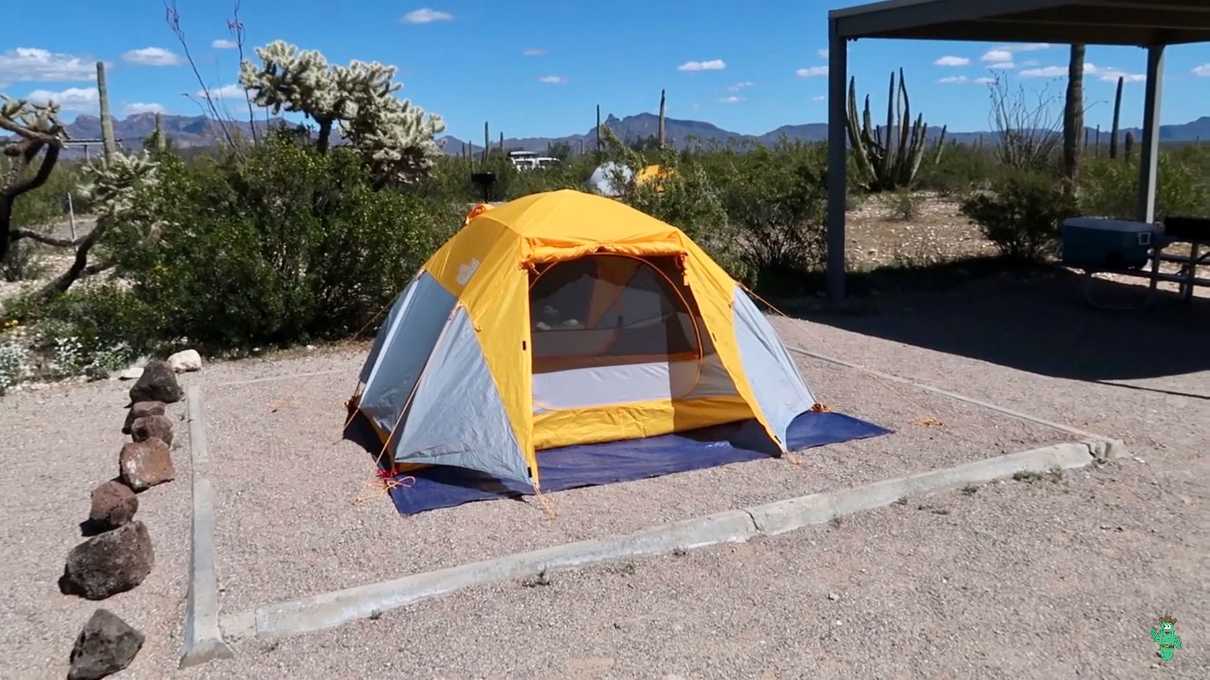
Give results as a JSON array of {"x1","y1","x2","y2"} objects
[{"x1": 59, "y1": 352, "x2": 197, "y2": 675}]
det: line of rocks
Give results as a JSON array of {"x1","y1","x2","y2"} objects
[{"x1": 61, "y1": 354, "x2": 200, "y2": 680}]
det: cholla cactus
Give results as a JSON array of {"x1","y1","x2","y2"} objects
[
  {"x1": 240, "y1": 41, "x2": 445, "y2": 183},
  {"x1": 78, "y1": 151, "x2": 160, "y2": 216},
  {"x1": 1, "y1": 96, "x2": 64, "y2": 139},
  {"x1": 1, "y1": 95, "x2": 68, "y2": 261}
]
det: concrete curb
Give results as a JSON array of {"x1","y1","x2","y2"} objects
[
  {"x1": 749, "y1": 440, "x2": 1105, "y2": 535},
  {"x1": 787, "y1": 345, "x2": 1128, "y2": 458},
  {"x1": 180, "y1": 385, "x2": 235, "y2": 668},
  {"x1": 221, "y1": 439, "x2": 1115, "y2": 642}
]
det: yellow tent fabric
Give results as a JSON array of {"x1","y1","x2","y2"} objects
[
  {"x1": 405, "y1": 189, "x2": 785, "y2": 489},
  {"x1": 635, "y1": 164, "x2": 675, "y2": 191}
]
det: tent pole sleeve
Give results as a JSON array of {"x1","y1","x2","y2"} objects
[
  {"x1": 1136, "y1": 44, "x2": 1164, "y2": 224},
  {"x1": 826, "y1": 20, "x2": 848, "y2": 303}
]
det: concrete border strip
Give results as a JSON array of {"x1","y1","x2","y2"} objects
[
  {"x1": 180, "y1": 385, "x2": 235, "y2": 668},
  {"x1": 221, "y1": 439, "x2": 1110, "y2": 642},
  {"x1": 787, "y1": 345, "x2": 1125, "y2": 457}
]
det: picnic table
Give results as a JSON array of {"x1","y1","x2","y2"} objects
[{"x1": 1066, "y1": 216, "x2": 1209, "y2": 309}]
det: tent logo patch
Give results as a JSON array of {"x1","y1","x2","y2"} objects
[{"x1": 456, "y1": 258, "x2": 480, "y2": 286}]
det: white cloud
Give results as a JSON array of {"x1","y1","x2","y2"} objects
[
  {"x1": 123, "y1": 47, "x2": 181, "y2": 66},
  {"x1": 201, "y1": 83, "x2": 246, "y2": 99},
  {"x1": 1194, "y1": 64, "x2": 1210, "y2": 77},
  {"x1": 981, "y1": 49, "x2": 1013, "y2": 63},
  {"x1": 728, "y1": 81, "x2": 755, "y2": 92},
  {"x1": 987, "y1": 61, "x2": 1016, "y2": 70},
  {"x1": 983, "y1": 43, "x2": 1051, "y2": 64},
  {"x1": 940, "y1": 75, "x2": 998, "y2": 86},
  {"x1": 212, "y1": 39, "x2": 238, "y2": 50},
  {"x1": 795, "y1": 66, "x2": 828, "y2": 78},
  {"x1": 1098, "y1": 66, "x2": 1142, "y2": 82},
  {"x1": 678, "y1": 59, "x2": 726, "y2": 72},
  {"x1": 1018, "y1": 62, "x2": 1145, "y2": 83},
  {"x1": 402, "y1": 8, "x2": 453, "y2": 24},
  {"x1": 719, "y1": 95, "x2": 744, "y2": 104},
  {"x1": 124, "y1": 102, "x2": 166, "y2": 115},
  {"x1": 812, "y1": 95, "x2": 827, "y2": 102},
  {"x1": 537, "y1": 75, "x2": 567, "y2": 85},
  {"x1": 1019, "y1": 65, "x2": 1067, "y2": 78},
  {"x1": 522, "y1": 48, "x2": 546, "y2": 57},
  {"x1": 26, "y1": 87, "x2": 98, "y2": 112},
  {"x1": 0, "y1": 47, "x2": 94, "y2": 83},
  {"x1": 934, "y1": 55, "x2": 970, "y2": 67},
  {"x1": 817, "y1": 48, "x2": 829, "y2": 61}
]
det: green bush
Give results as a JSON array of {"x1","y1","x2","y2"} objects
[
  {"x1": 1079, "y1": 147, "x2": 1210, "y2": 220},
  {"x1": 37, "y1": 282, "x2": 160, "y2": 356},
  {"x1": 712, "y1": 144, "x2": 828, "y2": 293},
  {"x1": 916, "y1": 143, "x2": 1002, "y2": 195},
  {"x1": 960, "y1": 171, "x2": 1078, "y2": 262},
  {"x1": 108, "y1": 136, "x2": 458, "y2": 348},
  {"x1": 885, "y1": 190, "x2": 919, "y2": 222}
]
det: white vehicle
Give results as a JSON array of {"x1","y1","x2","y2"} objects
[{"x1": 508, "y1": 150, "x2": 560, "y2": 171}]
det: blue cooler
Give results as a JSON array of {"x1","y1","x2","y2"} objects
[{"x1": 1061, "y1": 217, "x2": 1155, "y2": 270}]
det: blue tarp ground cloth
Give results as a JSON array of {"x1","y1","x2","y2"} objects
[{"x1": 383, "y1": 411, "x2": 890, "y2": 515}]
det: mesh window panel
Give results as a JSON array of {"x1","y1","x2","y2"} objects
[{"x1": 530, "y1": 255, "x2": 703, "y2": 371}]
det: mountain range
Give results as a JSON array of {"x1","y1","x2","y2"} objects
[
  {"x1": 21, "y1": 111, "x2": 1210, "y2": 156},
  {"x1": 438, "y1": 112, "x2": 1210, "y2": 155}
]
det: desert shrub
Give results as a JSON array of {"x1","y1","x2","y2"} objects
[
  {"x1": 885, "y1": 190, "x2": 919, "y2": 221},
  {"x1": 108, "y1": 136, "x2": 458, "y2": 348},
  {"x1": 1, "y1": 241, "x2": 50, "y2": 282},
  {"x1": 712, "y1": 145, "x2": 828, "y2": 293},
  {"x1": 624, "y1": 161, "x2": 748, "y2": 282},
  {"x1": 960, "y1": 171, "x2": 1077, "y2": 261},
  {"x1": 37, "y1": 282, "x2": 160, "y2": 357},
  {"x1": 916, "y1": 143, "x2": 1002, "y2": 194},
  {"x1": 424, "y1": 152, "x2": 599, "y2": 204},
  {"x1": 1079, "y1": 148, "x2": 1210, "y2": 220},
  {"x1": 0, "y1": 340, "x2": 29, "y2": 394}
]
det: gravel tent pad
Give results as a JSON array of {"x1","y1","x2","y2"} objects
[
  {"x1": 3, "y1": 290, "x2": 1205, "y2": 678},
  {"x1": 204, "y1": 342, "x2": 1065, "y2": 615}
]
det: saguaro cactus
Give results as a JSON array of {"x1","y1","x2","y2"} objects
[
  {"x1": 845, "y1": 69, "x2": 938, "y2": 191},
  {"x1": 658, "y1": 89, "x2": 666, "y2": 148},
  {"x1": 96, "y1": 61, "x2": 116, "y2": 163},
  {"x1": 1062, "y1": 44, "x2": 1085, "y2": 183},
  {"x1": 1110, "y1": 76, "x2": 1124, "y2": 160}
]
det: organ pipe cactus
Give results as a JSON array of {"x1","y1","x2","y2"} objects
[{"x1": 845, "y1": 68, "x2": 941, "y2": 191}]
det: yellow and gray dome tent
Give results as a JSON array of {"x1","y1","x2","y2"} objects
[{"x1": 346, "y1": 190, "x2": 816, "y2": 491}]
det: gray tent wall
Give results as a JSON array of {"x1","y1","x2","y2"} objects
[
  {"x1": 731, "y1": 289, "x2": 815, "y2": 447},
  {"x1": 355, "y1": 274, "x2": 529, "y2": 484},
  {"x1": 358, "y1": 273, "x2": 455, "y2": 434},
  {"x1": 392, "y1": 307, "x2": 530, "y2": 484}
]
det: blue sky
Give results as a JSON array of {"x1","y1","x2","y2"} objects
[{"x1": 4, "y1": 1, "x2": 1210, "y2": 140}]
